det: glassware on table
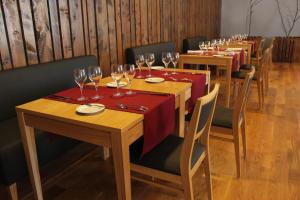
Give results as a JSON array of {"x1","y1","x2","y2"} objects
[
  {"x1": 162, "y1": 52, "x2": 171, "y2": 75},
  {"x1": 74, "y1": 68, "x2": 87, "y2": 101},
  {"x1": 171, "y1": 52, "x2": 179, "y2": 74},
  {"x1": 124, "y1": 64, "x2": 136, "y2": 95},
  {"x1": 88, "y1": 66, "x2": 103, "y2": 100},
  {"x1": 135, "y1": 54, "x2": 145, "y2": 79},
  {"x1": 111, "y1": 64, "x2": 125, "y2": 97},
  {"x1": 145, "y1": 53, "x2": 155, "y2": 77}
]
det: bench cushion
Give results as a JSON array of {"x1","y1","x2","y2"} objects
[
  {"x1": 125, "y1": 42, "x2": 176, "y2": 66},
  {"x1": 0, "y1": 56, "x2": 98, "y2": 121},
  {"x1": 0, "y1": 118, "x2": 80, "y2": 185},
  {"x1": 182, "y1": 36, "x2": 207, "y2": 53}
]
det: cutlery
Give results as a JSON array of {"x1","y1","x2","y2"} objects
[
  {"x1": 181, "y1": 78, "x2": 193, "y2": 82},
  {"x1": 117, "y1": 103, "x2": 148, "y2": 112},
  {"x1": 169, "y1": 77, "x2": 178, "y2": 81}
]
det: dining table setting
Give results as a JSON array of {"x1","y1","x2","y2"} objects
[{"x1": 16, "y1": 52, "x2": 210, "y2": 200}]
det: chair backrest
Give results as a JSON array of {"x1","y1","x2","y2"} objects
[
  {"x1": 263, "y1": 37, "x2": 275, "y2": 51},
  {"x1": 233, "y1": 67, "x2": 255, "y2": 125},
  {"x1": 257, "y1": 47, "x2": 270, "y2": 81},
  {"x1": 125, "y1": 42, "x2": 176, "y2": 66},
  {"x1": 180, "y1": 83, "x2": 220, "y2": 174},
  {"x1": 182, "y1": 36, "x2": 208, "y2": 53},
  {"x1": 0, "y1": 56, "x2": 98, "y2": 121}
]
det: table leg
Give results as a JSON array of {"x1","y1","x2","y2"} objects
[
  {"x1": 17, "y1": 111, "x2": 43, "y2": 200},
  {"x1": 225, "y1": 63, "x2": 232, "y2": 108},
  {"x1": 111, "y1": 133, "x2": 131, "y2": 200},
  {"x1": 178, "y1": 91, "x2": 186, "y2": 137}
]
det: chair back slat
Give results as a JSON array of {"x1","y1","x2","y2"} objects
[
  {"x1": 233, "y1": 67, "x2": 255, "y2": 123},
  {"x1": 180, "y1": 83, "x2": 220, "y2": 173}
]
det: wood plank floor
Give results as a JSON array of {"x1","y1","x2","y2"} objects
[{"x1": 1, "y1": 62, "x2": 300, "y2": 200}]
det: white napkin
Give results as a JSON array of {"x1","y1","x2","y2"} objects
[{"x1": 187, "y1": 50, "x2": 204, "y2": 54}]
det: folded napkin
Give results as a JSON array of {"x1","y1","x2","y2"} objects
[
  {"x1": 187, "y1": 50, "x2": 204, "y2": 54},
  {"x1": 226, "y1": 48, "x2": 243, "y2": 51}
]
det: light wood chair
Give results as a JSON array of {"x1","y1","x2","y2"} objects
[
  {"x1": 251, "y1": 38, "x2": 265, "y2": 67},
  {"x1": 232, "y1": 48, "x2": 270, "y2": 110},
  {"x1": 130, "y1": 83, "x2": 220, "y2": 200},
  {"x1": 264, "y1": 38, "x2": 275, "y2": 93},
  {"x1": 210, "y1": 67, "x2": 255, "y2": 178}
]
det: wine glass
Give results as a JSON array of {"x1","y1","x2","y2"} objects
[
  {"x1": 111, "y1": 64, "x2": 124, "y2": 97},
  {"x1": 145, "y1": 53, "x2": 155, "y2": 77},
  {"x1": 171, "y1": 52, "x2": 179, "y2": 74},
  {"x1": 162, "y1": 52, "x2": 171, "y2": 75},
  {"x1": 74, "y1": 68, "x2": 87, "y2": 101},
  {"x1": 124, "y1": 64, "x2": 136, "y2": 95},
  {"x1": 88, "y1": 66, "x2": 103, "y2": 100},
  {"x1": 135, "y1": 54, "x2": 144, "y2": 79}
]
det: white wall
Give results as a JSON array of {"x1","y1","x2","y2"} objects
[{"x1": 221, "y1": 0, "x2": 300, "y2": 37}]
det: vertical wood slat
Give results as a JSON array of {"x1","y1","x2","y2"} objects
[
  {"x1": 2, "y1": 0, "x2": 26, "y2": 67},
  {"x1": 58, "y1": 0, "x2": 72, "y2": 58},
  {"x1": 140, "y1": 0, "x2": 148, "y2": 45},
  {"x1": 86, "y1": 0, "x2": 97, "y2": 58},
  {"x1": 81, "y1": 0, "x2": 90, "y2": 55},
  {"x1": 120, "y1": 0, "x2": 131, "y2": 62},
  {"x1": 134, "y1": 0, "x2": 141, "y2": 46},
  {"x1": 48, "y1": 0, "x2": 62, "y2": 60},
  {"x1": 114, "y1": 0, "x2": 123, "y2": 63},
  {"x1": 19, "y1": 0, "x2": 38, "y2": 65},
  {"x1": 107, "y1": 0, "x2": 118, "y2": 65},
  {"x1": 129, "y1": 0, "x2": 136, "y2": 47},
  {"x1": 95, "y1": 0, "x2": 110, "y2": 75},
  {"x1": 69, "y1": 0, "x2": 85, "y2": 56},
  {"x1": 32, "y1": 0, "x2": 53, "y2": 63},
  {"x1": 0, "y1": 1, "x2": 12, "y2": 69}
]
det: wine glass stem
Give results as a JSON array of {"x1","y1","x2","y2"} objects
[
  {"x1": 148, "y1": 66, "x2": 151, "y2": 76},
  {"x1": 139, "y1": 66, "x2": 142, "y2": 75},
  {"x1": 95, "y1": 84, "x2": 99, "y2": 96},
  {"x1": 80, "y1": 85, "x2": 84, "y2": 98},
  {"x1": 116, "y1": 81, "x2": 120, "y2": 94}
]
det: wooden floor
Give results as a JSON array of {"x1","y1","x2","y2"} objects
[{"x1": 1, "y1": 62, "x2": 300, "y2": 200}]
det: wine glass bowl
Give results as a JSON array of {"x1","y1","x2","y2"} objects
[
  {"x1": 162, "y1": 52, "x2": 171, "y2": 75},
  {"x1": 135, "y1": 54, "x2": 145, "y2": 79},
  {"x1": 171, "y1": 52, "x2": 179, "y2": 74},
  {"x1": 145, "y1": 53, "x2": 155, "y2": 77},
  {"x1": 124, "y1": 64, "x2": 136, "y2": 95},
  {"x1": 111, "y1": 64, "x2": 125, "y2": 97},
  {"x1": 88, "y1": 66, "x2": 103, "y2": 100},
  {"x1": 74, "y1": 68, "x2": 87, "y2": 101}
]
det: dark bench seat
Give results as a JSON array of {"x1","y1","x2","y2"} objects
[{"x1": 0, "y1": 56, "x2": 98, "y2": 199}]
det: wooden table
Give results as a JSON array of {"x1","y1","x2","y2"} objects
[
  {"x1": 226, "y1": 42, "x2": 252, "y2": 64},
  {"x1": 178, "y1": 54, "x2": 233, "y2": 107},
  {"x1": 16, "y1": 70, "x2": 207, "y2": 200}
]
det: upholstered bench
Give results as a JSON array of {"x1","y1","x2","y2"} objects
[
  {"x1": 125, "y1": 42, "x2": 176, "y2": 66},
  {"x1": 0, "y1": 56, "x2": 98, "y2": 199}
]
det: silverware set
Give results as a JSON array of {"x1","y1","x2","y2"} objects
[{"x1": 117, "y1": 103, "x2": 149, "y2": 112}]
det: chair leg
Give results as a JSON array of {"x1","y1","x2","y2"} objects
[
  {"x1": 241, "y1": 120, "x2": 247, "y2": 159},
  {"x1": 7, "y1": 183, "x2": 18, "y2": 200},
  {"x1": 233, "y1": 127, "x2": 241, "y2": 178},
  {"x1": 261, "y1": 80, "x2": 265, "y2": 105},
  {"x1": 203, "y1": 156, "x2": 213, "y2": 200},
  {"x1": 182, "y1": 173, "x2": 194, "y2": 200}
]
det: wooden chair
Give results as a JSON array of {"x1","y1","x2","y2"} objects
[
  {"x1": 251, "y1": 38, "x2": 265, "y2": 67},
  {"x1": 130, "y1": 83, "x2": 220, "y2": 200},
  {"x1": 232, "y1": 48, "x2": 270, "y2": 110},
  {"x1": 264, "y1": 38, "x2": 275, "y2": 93},
  {"x1": 210, "y1": 67, "x2": 255, "y2": 178}
]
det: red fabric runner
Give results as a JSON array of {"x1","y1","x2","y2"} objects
[
  {"x1": 137, "y1": 70, "x2": 206, "y2": 112},
  {"x1": 46, "y1": 86, "x2": 175, "y2": 156}
]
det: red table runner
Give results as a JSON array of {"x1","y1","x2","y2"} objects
[
  {"x1": 137, "y1": 70, "x2": 206, "y2": 113},
  {"x1": 46, "y1": 86, "x2": 175, "y2": 156}
]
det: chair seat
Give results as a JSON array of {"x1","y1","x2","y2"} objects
[
  {"x1": 130, "y1": 135, "x2": 205, "y2": 175},
  {"x1": 232, "y1": 71, "x2": 257, "y2": 80},
  {"x1": 240, "y1": 64, "x2": 255, "y2": 70},
  {"x1": 212, "y1": 105, "x2": 233, "y2": 129}
]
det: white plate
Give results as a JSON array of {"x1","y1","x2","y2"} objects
[
  {"x1": 145, "y1": 77, "x2": 165, "y2": 83},
  {"x1": 106, "y1": 81, "x2": 127, "y2": 88},
  {"x1": 151, "y1": 66, "x2": 165, "y2": 70},
  {"x1": 76, "y1": 103, "x2": 105, "y2": 115},
  {"x1": 212, "y1": 54, "x2": 224, "y2": 57}
]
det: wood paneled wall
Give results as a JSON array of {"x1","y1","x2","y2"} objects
[
  {"x1": 0, "y1": 0, "x2": 221, "y2": 75},
  {"x1": 273, "y1": 37, "x2": 300, "y2": 63}
]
